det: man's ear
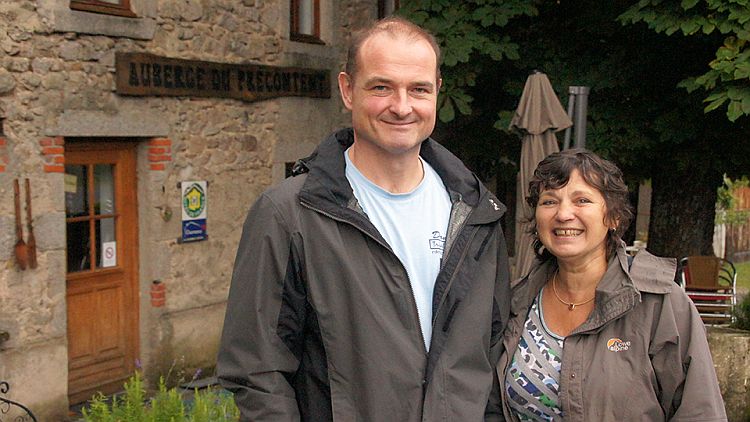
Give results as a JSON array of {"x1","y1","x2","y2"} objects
[
  {"x1": 437, "y1": 77, "x2": 442, "y2": 92},
  {"x1": 338, "y1": 72, "x2": 354, "y2": 110}
]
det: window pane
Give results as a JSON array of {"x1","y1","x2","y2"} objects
[
  {"x1": 96, "y1": 217, "x2": 117, "y2": 268},
  {"x1": 95, "y1": 164, "x2": 116, "y2": 215},
  {"x1": 67, "y1": 221, "x2": 91, "y2": 273},
  {"x1": 65, "y1": 165, "x2": 89, "y2": 218},
  {"x1": 298, "y1": 0, "x2": 314, "y2": 35}
]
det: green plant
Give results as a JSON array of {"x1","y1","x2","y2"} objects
[
  {"x1": 735, "y1": 260, "x2": 750, "y2": 291},
  {"x1": 716, "y1": 175, "x2": 750, "y2": 226},
  {"x1": 81, "y1": 372, "x2": 239, "y2": 422},
  {"x1": 731, "y1": 289, "x2": 750, "y2": 331}
]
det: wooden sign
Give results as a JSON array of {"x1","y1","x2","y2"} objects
[{"x1": 115, "y1": 52, "x2": 330, "y2": 102}]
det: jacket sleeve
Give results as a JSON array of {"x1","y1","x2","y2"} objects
[
  {"x1": 650, "y1": 285, "x2": 727, "y2": 421},
  {"x1": 217, "y1": 193, "x2": 304, "y2": 422},
  {"x1": 485, "y1": 224, "x2": 511, "y2": 421}
]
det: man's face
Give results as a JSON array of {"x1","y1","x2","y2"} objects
[{"x1": 338, "y1": 33, "x2": 441, "y2": 157}]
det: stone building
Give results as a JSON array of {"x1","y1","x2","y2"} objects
[{"x1": 0, "y1": 0, "x2": 398, "y2": 419}]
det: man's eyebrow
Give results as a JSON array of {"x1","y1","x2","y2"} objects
[
  {"x1": 360, "y1": 77, "x2": 435, "y2": 89},
  {"x1": 362, "y1": 77, "x2": 393, "y2": 86}
]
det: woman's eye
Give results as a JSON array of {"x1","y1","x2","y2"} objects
[
  {"x1": 576, "y1": 198, "x2": 593, "y2": 204},
  {"x1": 539, "y1": 200, "x2": 557, "y2": 206}
]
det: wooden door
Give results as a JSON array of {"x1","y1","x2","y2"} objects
[{"x1": 65, "y1": 142, "x2": 139, "y2": 404}]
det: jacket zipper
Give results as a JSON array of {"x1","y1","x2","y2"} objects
[
  {"x1": 432, "y1": 198, "x2": 476, "y2": 322},
  {"x1": 299, "y1": 199, "x2": 428, "y2": 355}
]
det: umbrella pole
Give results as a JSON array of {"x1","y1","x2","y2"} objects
[
  {"x1": 563, "y1": 86, "x2": 591, "y2": 149},
  {"x1": 572, "y1": 86, "x2": 590, "y2": 148},
  {"x1": 563, "y1": 91, "x2": 575, "y2": 150}
]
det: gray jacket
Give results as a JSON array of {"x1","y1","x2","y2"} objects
[
  {"x1": 218, "y1": 128, "x2": 511, "y2": 421},
  {"x1": 497, "y1": 246, "x2": 727, "y2": 421}
]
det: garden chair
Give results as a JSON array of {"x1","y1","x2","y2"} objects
[{"x1": 679, "y1": 256, "x2": 737, "y2": 325}]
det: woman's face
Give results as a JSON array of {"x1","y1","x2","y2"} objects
[{"x1": 535, "y1": 169, "x2": 612, "y2": 267}]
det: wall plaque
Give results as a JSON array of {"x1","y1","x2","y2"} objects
[{"x1": 115, "y1": 52, "x2": 331, "y2": 102}]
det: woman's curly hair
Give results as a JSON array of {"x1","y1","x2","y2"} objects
[{"x1": 525, "y1": 148, "x2": 634, "y2": 260}]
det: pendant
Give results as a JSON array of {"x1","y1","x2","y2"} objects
[{"x1": 568, "y1": 304, "x2": 575, "y2": 311}]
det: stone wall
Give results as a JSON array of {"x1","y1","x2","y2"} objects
[
  {"x1": 707, "y1": 327, "x2": 750, "y2": 422},
  {"x1": 0, "y1": 0, "x2": 375, "y2": 418}
]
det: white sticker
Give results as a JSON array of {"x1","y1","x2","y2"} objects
[
  {"x1": 64, "y1": 174, "x2": 78, "y2": 193},
  {"x1": 102, "y1": 241, "x2": 117, "y2": 268}
]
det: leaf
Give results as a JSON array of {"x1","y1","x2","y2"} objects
[
  {"x1": 439, "y1": 98, "x2": 456, "y2": 122},
  {"x1": 727, "y1": 99, "x2": 743, "y2": 121},
  {"x1": 455, "y1": 96, "x2": 473, "y2": 115},
  {"x1": 680, "y1": 20, "x2": 701, "y2": 34},
  {"x1": 704, "y1": 94, "x2": 729, "y2": 112},
  {"x1": 702, "y1": 22, "x2": 716, "y2": 34},
  {"x1": 681, "y1": 0, "x2": 700, "y2": 9}
]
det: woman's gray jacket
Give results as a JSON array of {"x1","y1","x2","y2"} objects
[
  {"x1": 496, "y1": 246, "x2": 727, "y2": 421},
  {"x1": 217, "y1": 128, "x2": 511, "y2": 421}
]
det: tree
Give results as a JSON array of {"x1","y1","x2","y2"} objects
[
  {"x1": 620, "y1": 0, "x2": 750, "y2": 122},
  {"x1": 402, "y1": 0, "x2": 750, "y2": 259}
]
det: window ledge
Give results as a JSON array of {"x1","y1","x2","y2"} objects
[
  {"x1": 281, "y1": 39, "x2": 337, "y2": 61},
  {"x1": 48, "y1": 7, "x2": 155, "y2": 40}
]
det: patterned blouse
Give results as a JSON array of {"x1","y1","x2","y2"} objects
[{"x1": 504, "y1": 289, "x2": 564, "y2": 421}]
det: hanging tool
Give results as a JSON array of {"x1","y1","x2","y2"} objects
[
  {"x1": 13, "y1": 179, "x2": 27, "y2": 270},
  {"x1": 25, "y1": 178, "x2": 37, "y2": 269}
]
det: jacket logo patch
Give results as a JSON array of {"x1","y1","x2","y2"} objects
[
  {"x1": 488, "y1": 198, "x2": 500, "y2": 211},
  {"x1": 429, "y1": 231, "x2": 445, "y2": 254},
  {"x1": 606, "y1": 338, "x2": 631, "y2": 352}
]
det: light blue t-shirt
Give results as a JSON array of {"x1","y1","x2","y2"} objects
[{"x1": 345, "y1": 149, "x2": 452, "y2": 350}]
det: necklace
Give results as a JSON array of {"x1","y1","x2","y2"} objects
[{"x1": 551, "y1": 271, "x2": 595, "y2": 311}]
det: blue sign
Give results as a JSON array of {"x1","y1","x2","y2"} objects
[{"x1": 182, "y1": 219, "x2": 207, "y2": 242}]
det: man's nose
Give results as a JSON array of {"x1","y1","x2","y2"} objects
[{"x1": 389, "y1": 90, "x2": 413, "y2": 118}]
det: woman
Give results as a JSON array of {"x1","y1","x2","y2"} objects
[{"x1": 497, "y1": 149, "x2": 726, "y2": 421}]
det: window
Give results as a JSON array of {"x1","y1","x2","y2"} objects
[
  {"x1": 378, "y1": 0, "x2": 399, "y2": 18},
  {"x1": 290, "y1": 0, "x2": 323, "y2": 44},
  {"x1": 70, "y1": 0, "x2": 136, "y2": 18}
]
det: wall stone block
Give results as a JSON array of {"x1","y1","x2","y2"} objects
[
  {"x1": 7, "y1": 57, "x2": 30, "y2": 73},
  {"x1": 0, "y1": 68, "x2": 16, "y2": 94},
  {"x1": 0, "y1": 216, "x2": 14, "y2": 260},
  {"x1": 33, "y1": 212, "x2": 66, "y2": 251}
]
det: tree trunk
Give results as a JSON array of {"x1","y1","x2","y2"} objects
[{"x1": 648, "y1": 161, "x2": 721, "y2": 259}]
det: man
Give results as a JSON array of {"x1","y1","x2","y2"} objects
[{"x1": 217, "y1": 16, "x2": 510, "y2": 421}]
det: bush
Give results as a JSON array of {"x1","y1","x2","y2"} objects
[
  {"x1": 81, "y1": 372, "x2": 239, "y2": 422},
  {"x1": 731, "y1": 292, "x2": 750, "y2": 331}
]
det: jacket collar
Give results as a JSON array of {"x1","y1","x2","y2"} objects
[
  {"x1": 509, "y1": 244, "x2": 675, "y2": 334},
  {"x1": 296, "y1": 128, "x2": 505, "y2": 223}
]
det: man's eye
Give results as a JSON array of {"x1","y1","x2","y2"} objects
[
  {"x1": 413, "y1": 87, "x2": 430, "y2": 94},
  {"x1": 372, "y1": 85, "x2": 388, "y2": 91}
]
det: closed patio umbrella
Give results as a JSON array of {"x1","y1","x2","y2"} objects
[{"x1": 510, "y1": 71, "x2": 572, "y2": 280}]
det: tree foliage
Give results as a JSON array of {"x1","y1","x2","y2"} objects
[
  {"x1": 401, "y1": 0, "x2": 750, "y2": 259},
  {"x1": 620, "y1": 0, "x2": 750, "y2": 121},
  {"x1": 398, "y1": 0, "x2": 536, "y2": 123}
]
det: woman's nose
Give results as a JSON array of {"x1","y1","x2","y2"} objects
[{"x1": 555, "y1": 201, "x2": 575, "y2": 221}]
